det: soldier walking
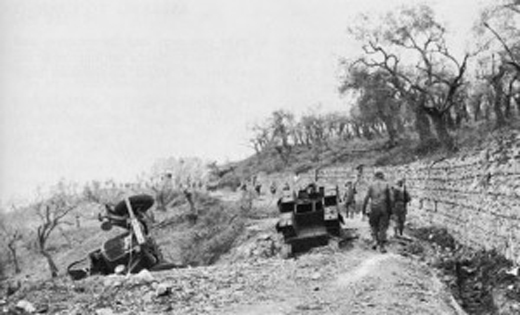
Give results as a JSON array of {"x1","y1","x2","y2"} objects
[
  {"x1": 270, "y1": 181, "x2": 277, "y2": 195},
  {"x1": 282, "y1": 182, "x2": 292, "y2": 198},
  {"x1": 391, "y1": 179, "x2": 411, "y2": 237},
  {"x1": 362, "y1": 171, "x2": 392, "y2": 253},
  {"x1": 343, "y1": 181, "x2": 357, "y2": 219}
]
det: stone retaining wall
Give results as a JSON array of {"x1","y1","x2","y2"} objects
[{"x1": 258, "y1": 131, "x2": 520, "y2": 264}]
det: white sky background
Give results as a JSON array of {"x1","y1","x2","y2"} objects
[{"x1": 0, "y1": 0, "x2": 492, "y2": 203}]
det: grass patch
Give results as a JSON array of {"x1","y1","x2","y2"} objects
[
  {"x1": 151, "y1": 193, "x2": 247, "y2": 267},
  {"x1": 179, "y1": 198, "x2": 246, "y2": 266}
]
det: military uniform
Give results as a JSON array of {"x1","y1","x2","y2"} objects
[
  {"x1": 363, "y1": 173, "x2": 392, "y2": 253},
  {"x1": 343, "y1": 183, "x2": 357, "y2": 218},
  {"x1": 392, "y1": 183, "x2": 411, "y2": 236}
]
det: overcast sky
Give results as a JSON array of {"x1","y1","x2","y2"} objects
[{"x1": 0, "y1": 0, "x2": 491, "y2": 203}]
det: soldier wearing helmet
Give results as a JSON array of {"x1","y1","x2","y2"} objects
[
  {"x1": 362, "y1": 171, "x2": 392, "y2": 253},
  {"x1": 391, "y1": 178, "x2": 411, "y2": 237},
  {"x1": 343, "y1": 181, "x2": 357, "y2": 219}
]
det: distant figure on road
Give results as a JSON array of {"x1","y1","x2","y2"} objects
[
  {"x1": 362, "y1": 171, "x2": 392, "y2": 253},
  {"x1": 282, "y1": 182, "x2": 292, "y2": 198},
  {"x1": 255, "y1": 183, "x2": 262, "y2": 194},
  {"x1": 270, "y1": 182, "x2": 277, "y2": 195},
  {"x1": 343, "y1": 181, "x2": 357, "y2": 219},
  {"x1": 391, "y1": 179, "x2": 411, "y2": 237}
]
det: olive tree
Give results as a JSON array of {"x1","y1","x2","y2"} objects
[
  {"x1": 473, "y1": 0, "x2": 520, "y2": 125},
  {"x1": 340, "y1": 67, "x2": 402, "y2": 146},
  {"x1": 34, "y1": 182, "x2": 81, "y2": 278},
  {"x1": 346, "y1": 4, "x2": 470, "y2": 151},
  {"x1": 0, "y1": 212, "x2": 23, "y2": 274}
]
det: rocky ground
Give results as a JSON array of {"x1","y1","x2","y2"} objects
[
  {"x1": 2, "y1": 190, "x2": 473, "y2": 315},
  {"x1": 4, "y1": 192, "x2": 520, "y2": 315}
]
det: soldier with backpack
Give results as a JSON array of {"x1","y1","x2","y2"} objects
[
  {"x1": 343, "y1": 181, "x2": 357, "y2": 219},
  {"x1": 391, "y1": 179, "x2": 411, "y2": 237},
  {"x1": 362, "y1": 171, "x2": 393, "y2": 253}
]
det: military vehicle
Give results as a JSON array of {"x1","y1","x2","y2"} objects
[
  {"x1": 67, "y1": 194, "x2": 180, "y2": 280},
  {"x1": 275, "y1": 183, "x2": 342, "y2": 256}
]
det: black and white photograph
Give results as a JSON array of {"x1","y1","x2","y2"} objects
[{"x1": 1, "y1": 0, "x2": 519, "y2": 314}]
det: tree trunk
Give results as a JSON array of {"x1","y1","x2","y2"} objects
[
  {"x1": 472, "y1": 96, "x2": 482, "y2": 122},
  {"x1": 7, "y1": 245, "x2": 20, "y2": 274},
  {"x1": 414, "y1": 105, "x2": 436, "y2": 143},
  {"x1": 491, "y1": 68, "x2": 507, "y2": 128},
  {"x1": 184, "y1": 189, "x2": 198, "y2": 223},
  {"x1": 504, "y1": 95, "x2": 512, "y2": 118},
  {"x1": 484, "y1": 100, "x2": 492, "y2": 121},
  {"x1": 493, "y1": 87, "x2": 506, "y2": 128},
  {"x1": 515, "y1": 95, "x2": 520, "y2": 117},
  {"x1": 395, "y1": 116, "x2": 406, "y2": 135},
  {"x1": 41, "y1": 250, "x2": 59, "y2": 278},
  {"x1": 381, "y1": 115, "x2": 397, "y2": 146},
  {"x1": 504, "y1": 76, "x2": 515, "y2": 118},
  {"x1": 361, "y1": 124, "x2": 373, "y2": 140},
  {"x1": 277, "y1": 146, "x2": 292, "y2": 166},
  {"x1": 353, "y1": 124, "x2": 361, "y2": 138},
  {"x1": 429, "y1": 112, "x2": 456, "y2": 151},
  {"x1": 455, "y1": 103, "x2": 468, "y2": 128},
  {"x1": 337, "y1": 123, "x2": 345, "y2": 138},
  {"x1": 445, "y1": 110, "x2": 456, "y2": 130}
]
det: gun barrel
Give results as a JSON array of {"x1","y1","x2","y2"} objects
[{"x1": 125, "y1": 197, "x2": 146, "y2": 245}]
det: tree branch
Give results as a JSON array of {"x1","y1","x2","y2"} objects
[{"x1": 484, "y1": 22, "x2": 520, "y2": 70}]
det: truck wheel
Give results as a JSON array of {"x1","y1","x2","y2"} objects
[{"x1": 327, "y1": 221, "x2": 341, "y2": 237}]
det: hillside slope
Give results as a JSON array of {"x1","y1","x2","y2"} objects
[
  {"x1": 3, "y1": 124, "x2": 520, "y2": 315},
  {"x1": 3, "y1": 194, "x2": 466, "y2": 315},
  {"x1": 230, "y1": 122, "x2": 520, "y2": 182}
]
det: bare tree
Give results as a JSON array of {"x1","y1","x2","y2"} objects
[
  {"x1": 347, "y1": 4, "x2": 470, "y2": 151},
  {"x1": 249, "y1": 122, "x2": 271, "y2": 153},
  {"x1": 34, "y1": 185, "x2": 80, "y2": 278},
  {"x1": 474, "y1": 1, "x2": 520, "y2": 123},
  {"x1": 270, "y1": 110, "x2": 295, "y2": 165},
  {"x1": 480, "y1": 0, "x2": 520, "y2": 74},
  {"x1": 0, "y1": 212, "x2": 23, "y2": 274}
]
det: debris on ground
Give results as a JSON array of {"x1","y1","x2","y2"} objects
[
  {"x1": 4, "y1": 193, "x2": 516, "y2": 315},
  {"x1": 405, "y1": 225, "x2": 520, "y2": 315},
  {"x1": 15, "y1": 300, "x2": 36, "y2": 313}
]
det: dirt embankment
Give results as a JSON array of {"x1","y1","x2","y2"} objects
[
  {"x1": 2, "y1": 193, "x2": 472, "y2": 315},
  {"x1": 407, "y1": 226, "x2": 520, "y2": 315}
]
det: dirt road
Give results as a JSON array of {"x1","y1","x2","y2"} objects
[
  {"x1": 139, "y1": 196, "x2": 465, "y2": 315},
  {"x1": 4, "y1": 194, "x2": 466, "y2": 315},
  {"x1": 210, "y1": 215, "x2": 466, "y2": 315}
]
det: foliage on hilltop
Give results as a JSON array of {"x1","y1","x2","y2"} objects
[{"x1": 238, "y1": 1, "x2": 520, "y2": 181}]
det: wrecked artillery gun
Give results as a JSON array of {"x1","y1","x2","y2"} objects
[
  {"x1": 275, "y1": 184, "x2": 343, "y2": 256},
  {"x1": 67, "y1": 194, "x2": 180, "y2": 280}
]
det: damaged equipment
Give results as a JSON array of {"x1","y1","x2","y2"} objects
[
  {"x1": 275, "y1": 183, "x2": 342, "y2": 256},
  {"x1": 67, "y1": 194, "x2": 179, "y2": 280}
]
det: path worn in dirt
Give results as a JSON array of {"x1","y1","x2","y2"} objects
[
  {"x1": 3, "y1": 194, "x2": 466, "y2": 315},
  {"x1": 211, "y1": 213, "x2": 466, "y2": 315}
]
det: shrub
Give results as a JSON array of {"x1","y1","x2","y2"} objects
[{"x1": 217, "y1": 173, "x2": 241, "y2": 191}]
